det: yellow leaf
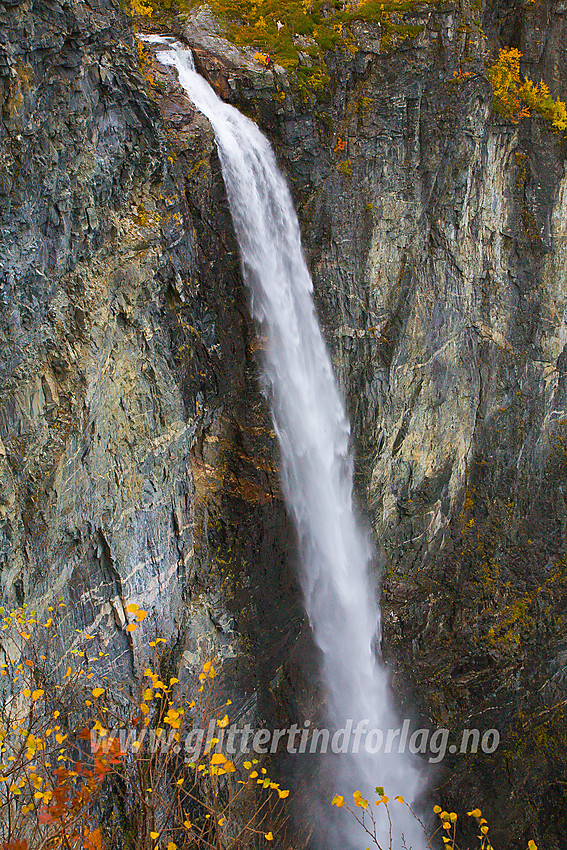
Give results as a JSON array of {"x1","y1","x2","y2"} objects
[
  {"x1": 32, "y1": 689, "x2": 44, "y2": 701},
  {"x1": 140, "y1": 704, "x2": 149, "y2": 715},
  {"x1": 126, "y1": 603, "x2": 139, "y2": 613},
  {"x1": 125, "y1": 624, "x2": 138, "y2": 633},
  {"x1": 278, "y1": 789, "x2": 289, "y2": 799},
  {"x1": 183, "y1": 821, "x2": 192, "y2": 829},
  {"x1": 218, "y1": 817, "x2": 226, "y2": 825},
  {"x1": 150, "y1": 833, "x2": 159, "y2": 840},
  {"x1": 136, "y1": 610, "x2": 147, "y2": 622},
  {"x1": 92, "y1": 688, "x2": 105, "y2": 698},
  {"x1": 243, "y1": 761, "x2": 252, "y2": 769},
  {"x1": 22, "y1": 689, "x2": 31, "y2": 698},
  {"x1": 353, "y1": 791, "x2": 368, "y2": 808},
  {"x1": 167, "y1": 843, "x2": 177, "y2": 850},
  {"x1": 449, "y1": 813, "x2": 458, "y2": 823},
  {"x1": 331, "y1": 795, "x2": 345, "y2": 807},
  {"x1": 395, "y1": 795, "x2": 404, "y2": 803},
  {"x1": 176, "y1": 777, "x2": 185, "y2": 785},
  {"x1": 468, "y1": 809, "x2": 482, "y2": 818},
  {"x1": 217, "y1": 714, "x2": 229, "y2": 728},
  {"x1": 224, "y1": 761, "x2": 236, "y2": 772},
  {"x1": 211, "y1": 753, "x2": 226, "y2": 765},
  {"x1": 265, "y1": 833, "x2": 273, "y2": 841}
]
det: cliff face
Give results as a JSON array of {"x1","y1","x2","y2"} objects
[
  {"x1": 0, "y1": 0, "x2": 300, "y2": 724},
  {"x1": 2, "y1": 0, "x2": 567, "y2": 845},
  {"x1": 185, "y1": 3, "x2": 567, "y2": 844}
]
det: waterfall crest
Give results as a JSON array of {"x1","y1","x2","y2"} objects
[{"x1": 153, "y1": 40, "x2": 425, "y2": 848}]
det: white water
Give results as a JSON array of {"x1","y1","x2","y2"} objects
[{"x1": 151, "y1": 39, "x2": 425, "y2": 848}]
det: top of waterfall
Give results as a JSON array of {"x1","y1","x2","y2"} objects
[{"x1": 137, "y1": 34, "x2": 196, "y2": 72}]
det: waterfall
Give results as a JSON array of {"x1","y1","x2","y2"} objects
[{"x1": 150, "y1": 39, "x2": 425, "y2": 848}]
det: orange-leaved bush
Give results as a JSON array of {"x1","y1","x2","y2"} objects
[{"x1": 0, "y1": 602, "x2": 289, "y2": 849}]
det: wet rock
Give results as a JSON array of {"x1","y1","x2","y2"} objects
[
  {"x1": 0, "y1": 0, "x2": 300, "y2": 743},
  {"x1": 181, "y1": 3, "x2": 567, "y2": 844}
]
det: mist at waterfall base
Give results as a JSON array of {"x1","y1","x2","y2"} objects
[{"x1": 154, "y1": 40, "x2": 426, "y2": 848}]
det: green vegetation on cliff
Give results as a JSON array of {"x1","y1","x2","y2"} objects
[
  {"x1": 194, "y1": 0, "x2": 436, "y2": 71},
  {"x1": 132, "y1": 0, "x2": 567, "y2": 132},
  {"x1": 132, "y1": 0, "x2": 441, "y2": 95}
]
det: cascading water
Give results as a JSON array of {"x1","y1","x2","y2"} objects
[{"x1": 150, "y1": 38, "x2": 425, "y2": 848}]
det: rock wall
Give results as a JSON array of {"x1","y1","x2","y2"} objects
[
  {"x1": 188, "y1": 2, "x2": 567, "y2": 845},
  {"x1": 0, "y1": 0, "x2": 300, "y2": 736},
  {"x1": 3, "y1": 0, "x2": 567, "y2": 846}
]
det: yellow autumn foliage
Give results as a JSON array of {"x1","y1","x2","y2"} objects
[
  {"x1": 130, "y1": 0, "x2": 153, "y2": 15},
  {"x1": 488, "y1": 47, "x2": 567, "y2": 131},
  {"x1": 0, "y1": 605, "x2": 290, "y2": 848}
]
